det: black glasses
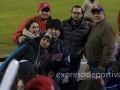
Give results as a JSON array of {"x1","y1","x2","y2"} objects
[
  {"x1": 42, "y1": 8, "x2": 50, "y2": 12},
  {"x1": 72, "y1": 12, "x2": 82, "y2": 15}
]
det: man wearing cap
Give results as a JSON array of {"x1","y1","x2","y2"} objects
[
  {"x1": 61, "y1": 5, "x2": 90, "y2": 82},
  {"x1": 45, "y1": 19, "x2": 70, "y2": 85},
  {"x1": 13, "y1": 2, "x2": 51, "y2": 44},
  {"x1": 84, "y1": 5, "x2": 115, "y2": 86}
]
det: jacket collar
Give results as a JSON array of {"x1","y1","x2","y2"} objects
[{"x1": 23, "y1": 28, "x2": 39, "y2": 39}]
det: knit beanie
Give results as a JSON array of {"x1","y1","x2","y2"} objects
[
  {"x1": 18, "y1": 60, "x2": 35, "y2": 77},
  {"x1": 46, "y1": 19, "x2": 61, "y2": 32}
]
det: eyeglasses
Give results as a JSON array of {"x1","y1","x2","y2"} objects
[
  {"x1": 41, "y1": 8, "x2": 50, "y2": 12},
  {"x1": 72, "y1": 12, "x2": 82, "y2": 15}
]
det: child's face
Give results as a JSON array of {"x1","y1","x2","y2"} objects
[
  {"x1": 40, "y1": 37, "x2": 50, "y2": 49},
  {"x1": 17, "y1": 79, "x2": 25, "y2": 90}
]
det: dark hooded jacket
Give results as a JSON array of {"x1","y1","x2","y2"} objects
[{"x1": 0, "y1": 37, "x2": 49, "y2": 75}]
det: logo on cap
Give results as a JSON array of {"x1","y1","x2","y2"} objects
[
  {"x1": 44, "y1": 33, "x2": 52, "y2": 41},
  {"x1": 44, "y1": 4, "x2": 48, "y2": 7},
  {"x1": 94, "y1": 5, "x2": 99, "y2": 9},
  {"x1": 39, "y1": 2, "x2": 50, "y2": 10},
  {"x1": 91, "y1": 5, "x2": 104, "y2": 13}
]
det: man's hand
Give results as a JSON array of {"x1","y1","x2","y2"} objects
[
  {"x1": 98, "y1": 66, "x2": 105, "y2": 72},
  {"x1": 18, "y1": 36, "x2": 26, "y2": 43}
]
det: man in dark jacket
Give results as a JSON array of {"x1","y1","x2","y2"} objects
[
  {"x1": 45, "y1": 19, "x2": 70, "y2": 85},
  {"x1": 84, "y1": 5, "x2": 116, "y2": 86},
  {"x1": 61, "y1": 5, "x2": 90, "y2": 82}
]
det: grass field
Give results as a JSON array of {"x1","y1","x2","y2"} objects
[{"x1": 0, "y1": 0, "x2": 120, "y2": 58}]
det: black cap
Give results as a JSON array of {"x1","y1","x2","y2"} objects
[
  {"x1": 46, "y1": 19, "x2": 61, "y2": 32},
  {"x1": 18, "y1": 60, "x2": 35, "y2": 77}
]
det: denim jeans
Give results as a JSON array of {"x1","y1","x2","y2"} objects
[{"x1": 88, "y1": 62, "x2": 113, "y2": 87}]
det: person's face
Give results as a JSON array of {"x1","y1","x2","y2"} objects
[
  {"x1": 71, "y1": 7, "x2": 83, "y2": 22},
  {"x1": 92, "y1": 11, "x2": 105, "y2": 24},
  {"x1": 28, "y1": 22, "x2": 39, "y2": 36},
  {"x1": 40, "y1": 37, "x2": 50, "y2": 48},
  {"x1": 38, "y1": 8, "x2": 50, "y2": 20},
  {"x1": 17, "y1": 80, "x2": 25, "y2": 90},
  {"x1": 46, "y1": 28, "x2": 60, "y2": 42}
]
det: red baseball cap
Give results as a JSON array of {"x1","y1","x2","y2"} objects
[
  {"x1": 91, "y1": 5, "x2": 105, "y2": 13},
  {"x1": 39, "y1": 2, "x2": 50, "y2": 10},
  {"x1": 26, "y1": 76, "x2": 55, "y2": 90}
]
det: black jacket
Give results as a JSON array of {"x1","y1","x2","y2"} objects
[
  {"x1": 0, "y1": 38, "x2": 48, "y2": 75},
  {"x1": 61, "y1": 17, "x2": 90, "y2": 58}
]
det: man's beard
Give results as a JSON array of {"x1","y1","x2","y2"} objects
[{"x1": 72, "y1": 17, "x2": 81, "y2": 24}]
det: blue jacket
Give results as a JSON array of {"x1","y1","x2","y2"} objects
[{"x1": 45, "y1": 39, "x2": 70, "y2": 85}]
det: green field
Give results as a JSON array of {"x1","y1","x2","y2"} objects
[{"x1": 0, "y1": 0, "x2": 120, "y2": 57}]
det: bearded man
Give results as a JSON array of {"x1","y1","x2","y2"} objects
[{"x1": 61, "y1": 5, "x2": 90, "y2": 82}]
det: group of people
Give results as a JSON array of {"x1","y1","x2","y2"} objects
[{"x1": 0, "y1": 0, "x2": 116, "y2": 90}]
